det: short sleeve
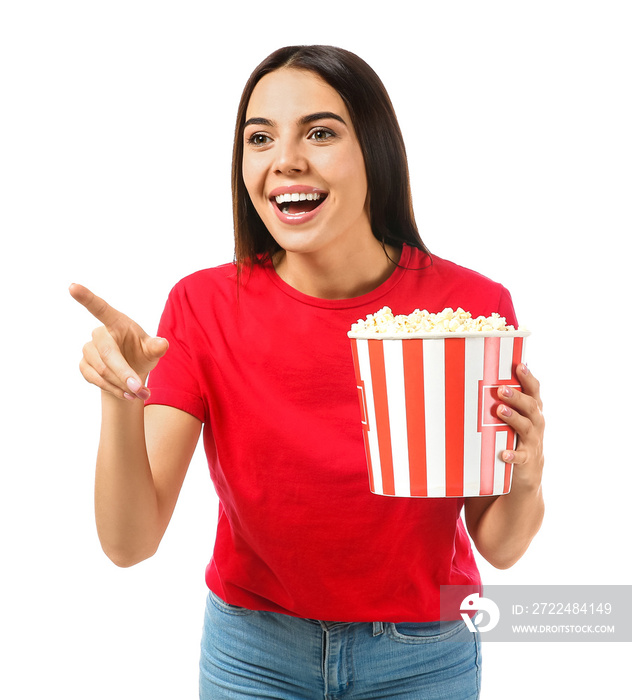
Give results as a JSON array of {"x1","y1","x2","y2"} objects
[
  {"x1": 145, "y1": 284, "x2": 206, "y2": 423},
  {"x1": 497, "y1": 286, "x2": 518, "y2": 328}
]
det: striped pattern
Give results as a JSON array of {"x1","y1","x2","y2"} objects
[{"x1": 350, "y1": 335, "x2": 527, "y2": 498}]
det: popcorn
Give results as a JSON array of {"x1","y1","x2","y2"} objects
[{"x1": 349, "y1": 306, "x2": 517, "y2": 336}]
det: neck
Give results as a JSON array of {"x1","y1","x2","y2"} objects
[{"x1": 273, "y1": 241, "x2": 402, "y2": 300}]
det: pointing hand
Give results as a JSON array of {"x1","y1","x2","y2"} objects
[{"x1": 69, "y1": 284, "x2": 168, "y2": 401}]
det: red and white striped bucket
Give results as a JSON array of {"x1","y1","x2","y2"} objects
[{"x1": 349, "y1": 332, "x2": 529, "y2": 497}]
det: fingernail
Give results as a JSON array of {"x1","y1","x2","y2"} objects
[
  {"x1": 504, "y1": 450, "x2": 515, "y2": 462},
  {"x1": 127, "y1": 377, "x2": 150, "y2": 400},
  {"x1": 123, "y1": 392, "x2": 136, "y2": 402},
  {"x1": 500, "y1": 385, "x2": 513, "y2": 398},
  {"x1": 499, "y1": 405, "x2": 512, "y2": 417},
  {"x1": 521, "y1": 363, "x2": 529, "y2": 375}
]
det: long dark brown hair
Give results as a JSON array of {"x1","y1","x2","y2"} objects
[{"x1": 232, "y1": 45, "x2": 429, "y2": 270}]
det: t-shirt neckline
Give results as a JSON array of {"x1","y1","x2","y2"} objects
[{"x1": 262, "y1": 244, "x2": 415, "y2": 310}]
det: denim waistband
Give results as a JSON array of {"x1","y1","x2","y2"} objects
[{"x1": 309, "y1": 619, "x2": 385, "y2": 636}]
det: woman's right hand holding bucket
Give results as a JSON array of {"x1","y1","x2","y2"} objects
[{"x1": 69, "y1": 283, "x2": 168, "y2": 401}]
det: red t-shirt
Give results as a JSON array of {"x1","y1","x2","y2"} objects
[{"x1": 146, "y1": 245, "x2": 517, "y2": 622}]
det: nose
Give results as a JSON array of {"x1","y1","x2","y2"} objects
[{"x1": 273, "y1": 137, "x2": 306, "y2": 175}]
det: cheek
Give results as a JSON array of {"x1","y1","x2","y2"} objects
[
  {"x1": 241, "y1": 159, "x2": 256, "y2": 197},
  {"x1": 241, "y1": 152, "x2": 267, "y2": 194},
  {"x1": 316, "y1": 149, "x2": 368, "y2": 205},
  {"x1": 339, "y1": 146, "x2": 368, "y2": 195},
  {"x1": 342, "y1": 155, "x2": 369, "y2": 210}
]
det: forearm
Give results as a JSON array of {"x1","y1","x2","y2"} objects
[
  {"x1": 467, "y1": 364, "x2": 545, "y2": 569},
  {"x1": 95, "y1": 391, "x2": 161, "y2": 567},
  {"x1": 472, "y1": 478, "x2": 545, "y2": 569}
]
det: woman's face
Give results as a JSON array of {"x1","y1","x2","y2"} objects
[{"x1": 242, "y1": 68, "x2": 373, "y2": 259}]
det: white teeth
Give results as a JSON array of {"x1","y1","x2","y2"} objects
[{"x1": 274, "y1": 192, "x2": 322, "y2": 204}]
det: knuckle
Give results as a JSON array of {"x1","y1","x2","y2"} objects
[
  {"x1": 92, "y1": 298, "x2": 108, "y2": 317},
  {"x1": 80, "y1": 363, "x2": 101, "y2": 389},
  {"x1": 525, "y1": 392, "x2": 537, "y2": 407},
  {"x1": 95, "y1": 357, "x2": 108, "y2": 376}
]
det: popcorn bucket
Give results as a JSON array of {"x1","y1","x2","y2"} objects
[{"x1": 349, "y1": 332, "x2": 530, "y2": 497}]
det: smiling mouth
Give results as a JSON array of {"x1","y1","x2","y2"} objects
[{"x1": 273, "y1": 192, "x2": 328, "y2": 215}]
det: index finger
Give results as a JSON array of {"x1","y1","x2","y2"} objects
[
  {"x1": 69, "y1": 283, "x2": 122, "y2": 327},
  {"x1": 517, "y1": 363, "x2": 543, "y2": 408}
]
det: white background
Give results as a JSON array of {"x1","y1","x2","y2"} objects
[{"x1": 1, "y1": 1, "x2": 630, "y2": 697}]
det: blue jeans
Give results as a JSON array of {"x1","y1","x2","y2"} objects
[{"x1": 200, "y1": 590, "x2": 481, "y2": 699}]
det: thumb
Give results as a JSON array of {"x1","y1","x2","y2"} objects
[{"x1": 144, "y1": 336, "x2": 169, "y2": 360}]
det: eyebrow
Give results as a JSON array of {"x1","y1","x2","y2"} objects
[
  {"x1": 299, "y1": 111, "x2": 347, "y2": 126},
  {"x1": 243, "y1": 111, "x2": 347, "y2": 129}
]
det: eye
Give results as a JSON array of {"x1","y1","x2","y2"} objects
[
  {"x1": 246, "y1": 132, "x2": 272, "y2": 147},
  {"x1": 308, "y1": 127, "x2": 336, "y2": 142}
]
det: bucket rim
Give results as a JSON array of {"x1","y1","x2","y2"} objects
[{"x1": 347, "y1": 329, "x2": 531, "y2": 340}]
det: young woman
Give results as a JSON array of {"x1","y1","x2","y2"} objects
[{"x1": 71, "y1": 45, "x2": 544, "y2": 700}]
